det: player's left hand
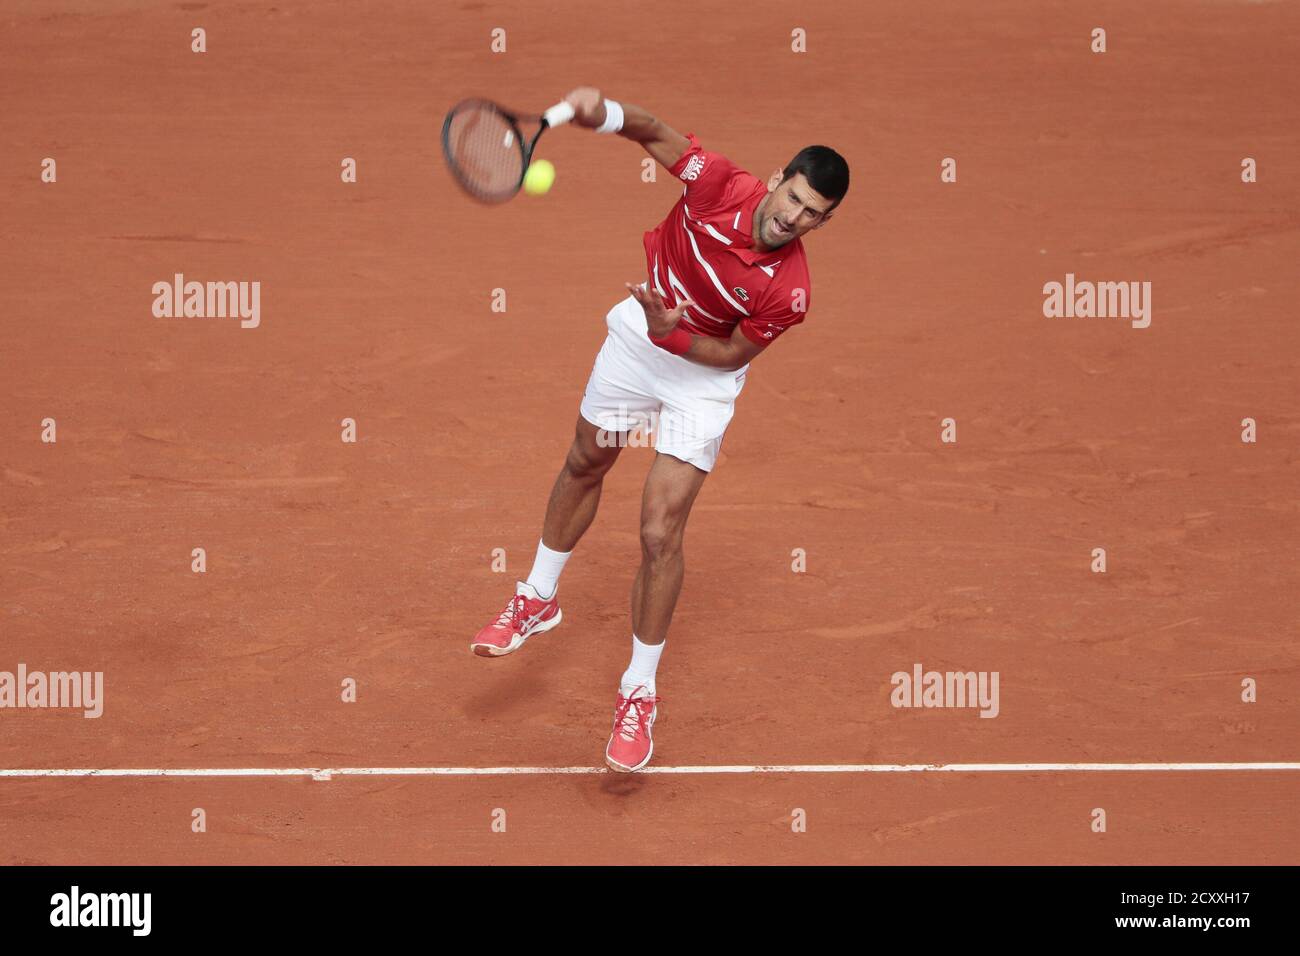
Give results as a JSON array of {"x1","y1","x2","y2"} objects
[{"x1": 626, "y1": 281, "x2": 695, "y2": 338}]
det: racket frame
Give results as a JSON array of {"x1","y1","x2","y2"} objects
[{"x1": 441, "y1": 98, "x2": 575, "y2": 203}]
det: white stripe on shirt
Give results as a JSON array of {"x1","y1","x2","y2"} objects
[{"x1": 680, "y1": 217, "x2": 749, "y2": 315}]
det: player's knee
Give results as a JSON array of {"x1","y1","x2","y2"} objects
[
  {"x1": 565, "y1": 441, "x2": 615, "y2": 481},
  {"x1": 566, "y1": 426, "x2": 620, "y2": 480},
  {"x1": 639, "y1": 516, "x2": 682, "y2": 561}
]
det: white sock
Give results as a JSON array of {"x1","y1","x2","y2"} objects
[
  {"x1": 524, "y1": 539, "x2": 570, "y2": 600},
  {"x1": 620, "y1": 635, "x2": 664, "y2": 696}
]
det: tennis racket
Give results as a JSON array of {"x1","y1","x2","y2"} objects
[{"x1": 441, "y1": 98, "x2": 576, "y2": 204}]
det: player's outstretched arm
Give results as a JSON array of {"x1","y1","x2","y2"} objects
[{"x1": 563, "y1": 87, "x2": 690, "y2": 171}]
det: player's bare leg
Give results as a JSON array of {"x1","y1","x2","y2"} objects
[
  {"x1": 471, "y1": 415, "x2": 623, "y2": 656},
  {"x1": 540, "y1": 415, "x2": 624, "y2": 553},
  {"x1": 630, "y1": 452, "x2": 708, "y2": 645},
  {"x1": 606, "y1": 451, "x2": 707, "y2": 771}
]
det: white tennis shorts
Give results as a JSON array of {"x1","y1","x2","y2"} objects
[{"x1": 579, "y1": 290, "x2": 748, "y2": 473}]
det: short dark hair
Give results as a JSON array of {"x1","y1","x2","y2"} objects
[{"x1": 781, "y1": 146, "x2": 849, "y2": 210}]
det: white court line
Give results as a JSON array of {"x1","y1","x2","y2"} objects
[{"x1": 1, "y1": 762, "x2": 1298, "y2": 779}]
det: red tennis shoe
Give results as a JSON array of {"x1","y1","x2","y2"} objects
[
  {"x1": 470, "y1": 581, "x2": 562, "y2": 657},
  {"x1": 605, "y1": 685, "x2": 661, "y2": 773}
]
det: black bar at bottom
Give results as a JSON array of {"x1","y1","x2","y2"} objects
[{"x1": 0, "y1": 866, "x2": 1292, "y2": 941}]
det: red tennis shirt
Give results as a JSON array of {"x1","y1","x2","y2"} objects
[{"x1": 642, "y1": 134, "x2": 812, "y2": 346}]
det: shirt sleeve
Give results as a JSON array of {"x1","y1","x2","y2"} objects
[
  {"x1": 667, "y1": 134, "x2": 744, "y2": 216},
  {"x1": 738, "y1": 282, "x2": 809, "y2": 347}
]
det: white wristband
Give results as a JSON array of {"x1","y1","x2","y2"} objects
[{"x1": 595, "y1": 99, "x2": 624, "y2": 134}]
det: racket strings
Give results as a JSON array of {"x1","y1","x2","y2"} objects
[{"x1": 445, "y1": 105, "x2": 524, "y2": 201}]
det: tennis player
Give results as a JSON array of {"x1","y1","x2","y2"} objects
[{"x1": 471, "y1": 86, "x2": 849, "y2": 772}]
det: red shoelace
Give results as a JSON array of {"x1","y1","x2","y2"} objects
[
  {"x1": 613, "y1": 691, "x2": 660, "y2": 741},
  {"x1": 495, "y1": 594, "x2": 526, "y2": 630}
]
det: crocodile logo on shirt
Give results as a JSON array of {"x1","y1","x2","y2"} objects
[{"x1": 732, "y1": 287, "x2": 750, "y2": 302}]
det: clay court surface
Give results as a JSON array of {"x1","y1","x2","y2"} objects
[{"x1": 2, "y1": 0, "x2": 1298, "y2": 864}]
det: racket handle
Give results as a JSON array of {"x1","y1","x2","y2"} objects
[{"x1": 542, "y1": 101, "x2": 576, "y2": 129}]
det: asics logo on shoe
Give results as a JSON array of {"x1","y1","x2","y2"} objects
[{"x1": 518, "y1": 610, "x2": 547, "y2": 632}]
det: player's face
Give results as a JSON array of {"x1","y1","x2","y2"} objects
[{"x1": 756, "y1": 172, "x2": 835, "y2": 249}]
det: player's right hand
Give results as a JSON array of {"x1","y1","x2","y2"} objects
[
  {"x1": 626, "y1": 281, "x2": 695, "y2": 339},
  {"x1": 563, "y1": 87, "x2": 606, "y2": 128}
]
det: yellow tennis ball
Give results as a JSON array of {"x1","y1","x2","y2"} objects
[{"x1": 523, "y1": 159, "x2": 556, "y2": 196}]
